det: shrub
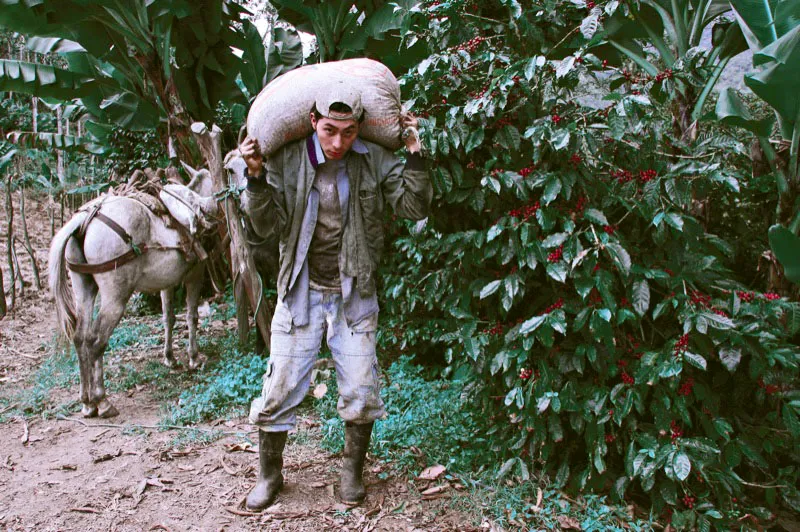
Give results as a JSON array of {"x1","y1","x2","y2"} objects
[{"x1": 377, "y1": 1, "x2": 800, "y2": 527}]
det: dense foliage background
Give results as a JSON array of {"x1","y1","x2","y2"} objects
[{"x1": 2, "y1": 1, "x2": 799, "y2": 529}]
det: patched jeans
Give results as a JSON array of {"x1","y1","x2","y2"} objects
[{"x1": 249, "y1": 290, "x2": 386, "y2": 431}]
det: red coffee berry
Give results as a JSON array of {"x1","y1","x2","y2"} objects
[{"x1": 547, "y1": 245, "x2": 563, "y2": 263}]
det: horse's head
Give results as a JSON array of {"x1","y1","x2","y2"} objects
[{"x1": 181, "y1": 162, "x2": 215, "y2": 198}]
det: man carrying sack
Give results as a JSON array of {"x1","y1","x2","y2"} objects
[{"x1": 239, "y1": 80, "x2": 431, "y2": 510}]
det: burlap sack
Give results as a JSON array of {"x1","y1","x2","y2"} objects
[{"x1": 247, "y1": 58, "x2": 403, "y2": 156}]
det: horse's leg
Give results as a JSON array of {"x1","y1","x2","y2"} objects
[
  {"x1": 70, "y1": 271, "x2": 99, "y2": 417},
  {"x1": 185, "y1": 268, "x2": 206, "y2": 370},
  {"x1": 160, "y1": 288, "x2": 180, "y2": 368},
  {"x1": 86, "y1": 294, "x2": 129, "y2": 419}
]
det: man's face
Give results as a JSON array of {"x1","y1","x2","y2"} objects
[{"x1": 310, "y1": 114, "x2": 360, "y2": 161}]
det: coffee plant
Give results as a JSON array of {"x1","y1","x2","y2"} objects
[{"x1": 378, "y1": 1, "x2": 800, "y2": 528}]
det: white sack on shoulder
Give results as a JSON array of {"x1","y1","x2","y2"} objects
[{"x1": 247, "y1": 58, "x2": 403, "y2": 156}]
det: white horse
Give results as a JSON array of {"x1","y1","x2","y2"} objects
[{"x1": 48, "y1": 166, "x2": 219, "y2": 418}]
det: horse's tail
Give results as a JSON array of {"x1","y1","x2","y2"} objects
[{"x1": 48, "y1": 211, "x2": 87, "y2": 339}]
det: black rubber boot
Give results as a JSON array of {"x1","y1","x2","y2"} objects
[
  {"x1": 339, "y1": 421, "x2": 373, "y2": 505},
  {"x1": 246, "y1": 430, "x2": 287, "y2": 511}
]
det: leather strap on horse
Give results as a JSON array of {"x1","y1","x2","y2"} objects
[
  {"x1": 66, "y1": 211, "x2": 146, "y2": 274},
  {"x1": 67, "y1": 245, "x2": 150, "y2": 274}
]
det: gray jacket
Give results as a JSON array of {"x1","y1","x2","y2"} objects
[{"x1": 242, "y1": 135, "x2": 432, "y2": 323}]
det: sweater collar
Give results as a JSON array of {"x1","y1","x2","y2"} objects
[{"x1": 307, "y1": 133, "x2": 368, "y2": 169}]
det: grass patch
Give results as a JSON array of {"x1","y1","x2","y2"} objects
[
  {"x1": 167, "y1": 427, "x2": 227, "y2": 449},
  {"x1": 106, "y1": 360, "x2": 173, "y2": 393},
  {"x1": 160, "y1": 331, "x2": 266, "y2": 426},
  {"x1": 107, "y1": 321, "x2": 159, "y2": 352},
  {"x1": 0, "y1": 341, "x2": 81, "y2": 420},
  {"x1": 313, "y1": 355, "x2": 655, "y2": 529}
]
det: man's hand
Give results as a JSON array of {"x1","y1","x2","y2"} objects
[
  {"x1": 240, "y1": 136, "x2": 264, "y2": 177},
  {"x1": 400, "y1": 111, "x2": 421, "y2": 154}
]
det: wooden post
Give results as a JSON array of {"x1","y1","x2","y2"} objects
[{"x1": 190, "y1": 122, "x2": 271, "y2": 346}]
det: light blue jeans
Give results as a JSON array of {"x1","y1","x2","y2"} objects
[{"x1": 249, "y1": 290, "x2": 386, "y2": 431}]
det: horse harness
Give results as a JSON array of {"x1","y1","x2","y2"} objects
[{"x1": 65, "y1": 196, "x2": 194, "y2": 275}]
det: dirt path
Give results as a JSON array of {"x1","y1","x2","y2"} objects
[
  {"x1": 0, "y1": 194, "x2": 481, "y2": 532},
  {"x1": 0, "y1": 301, "x2": 479, "y2": 531}
]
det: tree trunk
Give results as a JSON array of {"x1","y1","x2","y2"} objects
[
  {"x1": 32, "y1": 96, "x2": 38, "y2": 133},
  {"x1": 0, "y1": 263, "x2": 6, "y2": 317},
  {"x1": 19, "y1": 190, "x2": 41, "y2": 290},
  {"x1": 11, "y1": 238, "x2": 24, "y2": 297},
  {"x1": 191, "y1": 122, "x2": 271, "y2": 347},
  {"x1": 5, "y1": 174, "x2": 15, "y2": 311},
  {"x1": 56, "y1": 106, "x2": 65, "y2": 185}
]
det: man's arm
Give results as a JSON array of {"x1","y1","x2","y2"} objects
[
  {"x1": 379, "y1": 112, "x2": 433, "y2": 221},
  {"x1": 240, "y1": 137, "x2": 287, "y2": 240}
]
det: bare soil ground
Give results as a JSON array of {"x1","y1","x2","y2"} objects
[{"x1": 0, "y1": 192, "x2": 482, "y2": 531}]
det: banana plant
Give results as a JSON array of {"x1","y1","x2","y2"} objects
[
  {"x1": 578, "y1": 0, "x2": 746, "y2": 139},
  {"x1": 0, "y1": 0, "x2": 302, "y2": 161},
  {"x1": 714, "y1": 0, "x2": 800, "y2": 286},
  {"x1": 271, "y1": 0, "x2": 425, "y2": 71},
  {"x1": 714, "y1": 0, "x2": 800, "y2": 221}
]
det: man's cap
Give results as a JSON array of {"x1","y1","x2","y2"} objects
[{"x1": 315, "y1": 81, "x2": 364, "y2": 121}]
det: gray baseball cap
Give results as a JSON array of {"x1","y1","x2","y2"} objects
[{"x1": 315, "y1": 81, "x2": 364, "y2": 121}]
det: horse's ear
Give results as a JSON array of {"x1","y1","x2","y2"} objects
[{"x1": 180, "y1": 161, "x2": 200, "y2": 180}]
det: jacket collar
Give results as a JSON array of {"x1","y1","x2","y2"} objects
[{"x1": 306, "y1": 133, "x2": 368, "y2": 169}]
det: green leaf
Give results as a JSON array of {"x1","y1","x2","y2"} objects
[
  {"x1": 550, "y1": 129, "x2": 570, "y2": 150},
  {"x1": 701, "y1": 312, "x2": 735, "y2": 330},
  {"x1": 665, "y1": 213, "x2": 684, "y2": 231},
  {"x1": 542, "y1": 176, "x2": 562, "y2": 204},
  {"x1": 487, "y1": 224, "x2": 503, "y2": 243},
  {"x1": 480, "y1": 280, "x2": 501, "y2": 299},
  {"x1": 715, "y1": 87, "x2": 774, "y2": 137},
  {"x1": 606, "y1": 243, "x2": 631, "y2": 276},
  {"x1": 264, "y1": 26, "x2": 303, "y2": 87},
  {"x1": 26, "y1": 36, "x2": 86, "y2": 54},
  {"x1": 482, "y1": 176, "x2": 501, "y2": 195},
  {"x1": 683, "y1": 352, "x2": 707, "y2": 371},
  {"x1": 0, "y1": 59, "x2": 100, "y2": 99},
  {"x1": 542, "y1": 232, "x2": 569, "y2": 248},
  {"x1": 466, "y1": 128, "x2": 484, "y2": 152},
  {"x1": 497, "y1": 457, "x2": 516, "y2": 479},
  {"x1": 584, "y1": 208, "x2": 608, "y2": 225},
  {"x1": 719, "y1": 347, "x2": 742, "y2": 372},
  {"x1": 546, "y1": 263, "x2": 568, "y2": 283},
  {"x1": 520, "y1": 315, "x2": 547, "y2": 335},
  {"x1": 580, "y1": 10, "x2": 601, "y2": 40},
  {"x1": 597, "y1": 308, "x2": 612, "y2": 322},
  {"x1": 769, "y1": 224, "x2": 800, "y2": 284},
  {"x1": 495, "y1": 125, "x2": 521, "y2": 151},
  {"x1": 673, "y1": 452, "x2": 691, "y2": 481},
  {"x1": 783, "y1": 404, "x2": 800, "y2": 438},
  {"x1": 632, "y1": 279, "x2": 650, "y2": 317},
  {"x1": 537, "y1": 395, "x2": 551, "y2": 413}
]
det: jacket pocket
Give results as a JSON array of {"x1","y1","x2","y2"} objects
[
  {"x1": 359, "y1": 188, "x2": 384, "y2": 262},
  {"x1": 271, "y1": 299, "x2": 293, "y2": 333}
]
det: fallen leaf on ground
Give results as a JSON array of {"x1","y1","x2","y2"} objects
[
  {"x1": 225, "y1": 442, "x2": 255, "y2": 453},
  {"x1": 420, "y1": 484, "x2": 448, "y2": 496},
  {"x1": 309, "y1": 481, "x2": 327, "y2": 488},
  {"x1": 92, "y1": 449, "x2": 123, "y2": 463},
  {"x1": 219, "y1": 456, "x2": 239, "y2": 476},
  {"x1": 556, "y1": 515, "x2": 582, "y2": 530},
  {"x1": 312, "y1": 383, "x2": 328, "y2": 399},
  {"x1": 418, "y1": 464, "x2": 446, "y2": 481}
]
